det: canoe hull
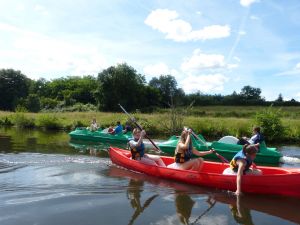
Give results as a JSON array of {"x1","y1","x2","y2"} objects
[
  {"x1": 69, "y1": 128, "x2": 132, "y2": 143},
  {"x1": 109, "y1": 147, "x2": 300, "y2": 198}
]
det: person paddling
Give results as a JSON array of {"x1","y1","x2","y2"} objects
[
  {"x1": 167, "y1": 128, "x2": 214, "y2": 171},
  {"x1": 226, "y1": 144, "x2": 261, "y2": 195},
  {"x1": 129, "y1": 128, "x2": 166, "y2": 167}
]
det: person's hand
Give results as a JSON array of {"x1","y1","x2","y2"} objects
[
  {"x1": 235, "y1": 190, "x2": 242, "y2": 196},
  {"x1": 141, "y1": 130, "x2": 146, "y2": 137},
  {"x1": 209, "y1": 149, "x2": 215, "y2": 154}
]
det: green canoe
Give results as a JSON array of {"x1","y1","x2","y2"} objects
[
  {"x1": 158, "y1": 134, "x2": 282, "y2": 165},
  {"x1": 69, "y1": 127, "x2": 132, "y2": 143}
]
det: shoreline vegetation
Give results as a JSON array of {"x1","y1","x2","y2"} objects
[{"x1": 1, "y1": 106, "x2": 299, "y2": 144}]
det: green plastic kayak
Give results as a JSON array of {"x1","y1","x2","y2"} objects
[
  {"x1": 158, "y1": 135, "x2": 282, "y2": 165},
  {"x1": 69, "y1": 127, "x2": 132, "y2": 143}
]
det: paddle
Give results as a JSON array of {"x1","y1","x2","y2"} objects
[
  {"x1": 189, "y1": 130, "x2": 229, "y2": 163},
  {"x1": 118, "y1": 104, "x2": 161, "y2": 152}
]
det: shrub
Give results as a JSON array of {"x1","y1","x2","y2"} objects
[
  {"x1": 36, "y1": 114, "x2": 62, "y2": 130},
  {"x1": 0, "y1": 116, "x2": 13, "y2": 126},
  {"x1": 13, "y1": 113, "x2": 35, "y2": 128},
  {"x1": 255, "y1": 106, "x2": 285, "y2": 141}
]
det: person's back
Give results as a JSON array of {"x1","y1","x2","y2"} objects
[{"x1": 114, "y1": 122, "x2": 123, "y2": 134}]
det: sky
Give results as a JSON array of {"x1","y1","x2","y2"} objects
[{"x1": 0, "y1": 0, "x2": 300, "y2": 101}]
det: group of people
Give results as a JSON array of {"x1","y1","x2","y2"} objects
[
  {"x1": 88, "y1": 118, "x2": 132, "y2": 134},
  {"x1": 89, "y1": 117, "x2": 263, "y2": 195},
  {"x1": 128, "y1": 125, "x2": 264, "y2": 196}
]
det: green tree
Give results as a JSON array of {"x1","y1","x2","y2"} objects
[
  {"x1": 275, "y1": 93, "x2": 283, "y2": 102},
  {"x1": 97, "y1": 63, "x2": 146, "y2": 111},
  {"x1": 0, "y1": 69, "x2": 31, "y2": 111},
  {"x1": 26, "y1": 94, "x2": 41, "y2": 112},
  {"x1": 149, "y1": 75, "x2": 179, "y2": 107},
  {"x1": 240, "y1": 85, "x2": 262, "y2": 101}
]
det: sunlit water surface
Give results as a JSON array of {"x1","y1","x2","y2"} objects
[{"x1": 1, "y1": 127, "x2": 300, "y2": 225}]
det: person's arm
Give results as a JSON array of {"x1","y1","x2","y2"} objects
[
  {"x1": 192, "y1": 149, "x2": 214, "y2": 157},
  {"x1": 235, "y1": 160, "x2": 246, "y2": 195},
  {"x1": 177, "y1": 133, "x2": 191, "y2": 150},
  {"x1": 129, "y1": 131, "x2": 145, "y2": 148}
]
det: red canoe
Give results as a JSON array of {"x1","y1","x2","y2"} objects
[{"x1": 109, "y1": 147, "x2": 300, "y2": 198}]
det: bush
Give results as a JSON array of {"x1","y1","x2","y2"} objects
[
  {"x1": 0, "y1": 116, "x2": 13, "y2": 126},
  {"x1": 36, "y1": 114, "x2": 62, "y2": 130},
  {"x1": 255, "y1": 107, "x2": 285, "y2": 141},
  {"x1": 13, "y1": 113, "x2": 35, "y2": 128}
]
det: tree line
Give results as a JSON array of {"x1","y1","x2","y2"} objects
[{"x1": 0, "y1": 63, "x2": 299, "y2": 113}]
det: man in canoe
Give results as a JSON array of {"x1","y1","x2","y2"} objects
[
  {"x1": 108, "y1": 121, "x2": 123, "y2": 135},
  {"x1": 238, "y1": 126, "x2": 264, "y2": 150},
  {"x1": 225, "y1": 144, "x2": 261, "y2": 195},
  {"x1": 129, "y1": 128, "x2": 166, "y2": 167},
  {"x1": 167, "y1": 128, "x2": 214, "y2": 171}
]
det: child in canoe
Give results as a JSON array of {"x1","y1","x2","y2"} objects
[
  {"x1": 223, "y1": 144, "x2": 262, "y2": 195},
  {"x1": 129, "y1": 128, "x2": 166, "y2": 167},
  {"x1": 167, "y1": 128, "x2": 214, "y2": 171}
]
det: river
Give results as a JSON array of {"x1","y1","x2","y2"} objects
[{"x1": 0, "y1": 127, "x2": 300, "y2": 225}]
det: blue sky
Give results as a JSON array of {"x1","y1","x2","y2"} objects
[{"x1": 0, "y1": 0, "x2": 300, "y2": 100}]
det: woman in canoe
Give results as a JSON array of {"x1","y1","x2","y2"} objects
[
  {"x1": 168, "y1": 128, "x2": 214, "y2": 171},
  {"x1": 228, "y1": 144, "x2": 261, "y2": 195},
  {"x1": 129, "y1": 128, "x2": 166, "y2": 167}
]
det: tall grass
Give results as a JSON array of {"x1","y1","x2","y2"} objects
[{"x1": 0, "y1": 108, "x2": 299, "y2": 143}]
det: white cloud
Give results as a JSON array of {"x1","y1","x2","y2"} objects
[
  {"x1": 233, "y1": 56, "x2": 241, "y2": 62},
  {"x1": 181, "y1": 49, "x2": 238, "y2": 72},
  {"x1": 250, "y1": 15, "x2": 260, "y2": 20},
  {"x1": 296, "y1": 92, "x2": 300, "y2": 101},
  {"x1": 145, "y1": 9, "x2": 230, "y2": 42},
  {"x1": 275, "y1": 62, "x2": 300, "y2": 76},
  {"x1": 34, "y1": 4, "x2": 49, "y2": 16},
  {"x1": 238, "y1": 30, "x2": 246, "y2": 35},
  {"x1": 0, "y1": 22, "x2": 108, "y2": 79},
  {"x1": 143, "y1": 62, "x2": 178, "y2": 79},
  {"x1": 240, "y1": 0, "x2": 260, "y2": 7},
  {"x1": 181, "y1": 74, "x2": 229, "y2": 94}
]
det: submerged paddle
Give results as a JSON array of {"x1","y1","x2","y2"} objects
[
  {"x1": 190, "y1": 130, "x2": 229, "y2": 163},
  {"x1": 118, "y1": 104, "x2": 161, "y2": 152}
]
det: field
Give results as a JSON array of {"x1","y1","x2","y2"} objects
[{"x1": 0, "y1": 106, "x2": 300, "y2": 143}]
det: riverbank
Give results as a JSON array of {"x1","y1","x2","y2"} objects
[{"x1": 0, "y1": 109, "x2": 300, "y2": 143}]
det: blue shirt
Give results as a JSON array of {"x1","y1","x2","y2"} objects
[
  {"x1": 230, "y1": 150, "x2": 253, "y2": 172},
  {"x1": 114, "y1": 125, "x2": 123, "y2": 134}
]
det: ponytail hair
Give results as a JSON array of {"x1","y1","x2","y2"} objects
[{"x1": 243, "y1": 144, "x2": 258, "y2": 155}]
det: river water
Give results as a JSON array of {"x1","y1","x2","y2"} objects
[{"x1": 0, "y1": 127, "x2": 300, "y2": 225}]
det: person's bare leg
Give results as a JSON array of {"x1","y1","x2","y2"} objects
[{"x1": 145, "y1": 154, "x2": 166, "y2": 167}]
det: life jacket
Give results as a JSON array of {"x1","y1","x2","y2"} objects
[
  {"x1": 129, "y1": 139, "x2": 145, "y2": 160},
  {"x1": 175, "y1": 141, "x2": 193, "y2": 163},
  {"x1": 230, "y1": 150, "x2": 253, "y2": 173}
]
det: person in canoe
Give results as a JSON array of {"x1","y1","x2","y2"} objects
[
  {"x1": 224, "y1": 144, "x2": 261, "y2": 195},
  {"x1": 89, "y1": 118, "x2": 99, "y2": 131},
  {"x1": 238, "y1": 126, "x2": 264, "y2": 150},
  {"x1": 108, "y1": 121, "x2": 123, "y2": 135},
  {"x1": 129, "y1": 128, "x2": 166, "y2": 167},
  {"x1": 123, "y1": 121, "x2": 132, "y2": 134},
  {"x1": 167, "y1": 128, "x2": 214, "y2": 171}
]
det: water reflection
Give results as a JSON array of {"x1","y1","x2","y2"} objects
[
  {"x1": 108, "y1": 166, "x2": 300, "y2": 225},
  {"x1": 228, "y1": 195, "x2": 254, "y2": 225},
  {"x1": 175, "y1": 192, "x2": 195, "y2": 225},
  {"x1": 127, "y1": 178, "x2": 158, "y2": 225}
]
